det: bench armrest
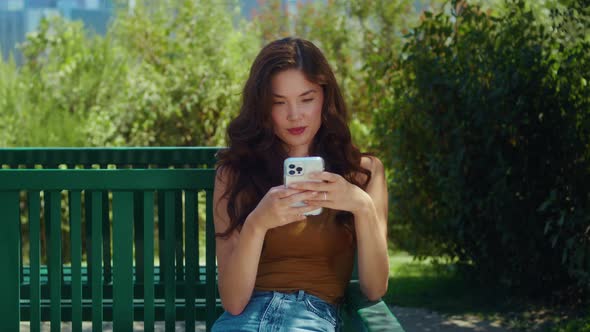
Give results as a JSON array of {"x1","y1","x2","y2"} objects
[{"x1": 342, "y1": 280, "x2": 406, "y2": 332}]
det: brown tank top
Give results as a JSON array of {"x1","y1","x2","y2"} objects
[{"x1": 254, "y1": 208, "x2": 355, "y2": 304}]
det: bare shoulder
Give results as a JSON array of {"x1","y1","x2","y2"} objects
[
  {"x1": 216, "y1": 165, "x2": 230, "y2": 180},
  {"x1": 360, "y1": 156, "x2": 388, "y2": 217},
  {"x1": 360, "y1": 155, "x2": 385, "y2": 175},
  {"x1": 214, "y1": 166, "x2": 235, "y2": 217},
  {"x1": 215, "y1": 165, "x2": 236, "y2": 187},
  {"x1": 355, "y1": 155, "x2": 385, "y2": 188}
]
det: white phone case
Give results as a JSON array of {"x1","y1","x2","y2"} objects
[{"x1": 284, "y1": 156, "x2": 325, "y2": 216}]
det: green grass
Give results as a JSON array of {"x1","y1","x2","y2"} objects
[
  {"x1": 384, "y1": 251, "x2": 509, "y2": 313},
  {"x1": 382, "y1": 251, "x2": 586, "y2": 331},
  {"x1": 549, "y1": 314, "x2": 590, "y2": 332}
]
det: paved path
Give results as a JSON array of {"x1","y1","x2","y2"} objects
[{"x1": 391, "y1": 306, "x2": 511, "y2": 332}]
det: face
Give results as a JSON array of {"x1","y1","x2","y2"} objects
[{"x1": 270, "y1": 69, "x2": 324, "y2": 157}]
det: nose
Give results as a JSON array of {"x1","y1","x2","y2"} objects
[{"x1": 286, "y1": 104, "x2": 303, "y2": 121}]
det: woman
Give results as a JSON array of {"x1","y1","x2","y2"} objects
[{"x1": 212, "y1": 37, "x2": 389, "y2": 331}]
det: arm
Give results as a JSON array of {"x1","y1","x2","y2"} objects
[
  {"x1": 289, "y1": 156, "x2": 389, "y2": 301},
  {"x1": 214, "y1": 167, "x2": 322, "y2": 315},
  {"x1": 213, "y1": 168, "x2": 266, "y2": 315},
  {"x1": 353, "y1": 156, "x2": 389, "y2": 301}
]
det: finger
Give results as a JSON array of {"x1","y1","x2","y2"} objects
[
  {"x1": 271, "y1": 184, "x2": 304, "y2": 193},
  {"x1": 287, "y1": 181, "x2": 331, "y2": 192},
  {"x1": 304, "y1": 191, "x2": 330, "y2": 203},
  {"x1": 283, "y1": 190, "x2": 320, "y2": 204},
  {"x1": 293, "y1": 204, "x2": 324, "y2": 215},
  {"x1": 273, "y1": 187, "x2": 307, "y2": 199},
  {"x1": 303, "y1": 190, "x2": 335, "y2": 206},
  {"x1": 304, "y1": 198, "x2": 332, "y2": 205},
  {"x1": 308, "y1": 171, "x2": 341, "y2": 183},
  {"x1": 283, "y1": 213, "x2": 307, "y2": 224}
]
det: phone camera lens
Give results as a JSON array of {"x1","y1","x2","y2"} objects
[
  {"x1": 289, "y1": 170, "x2": 295, "y2": 175},
  {"x1": 289, "y1": 164, "x2": 295, "y2": 169},
  {"x1": 296, "y1": 167, "x2": 303, "y2": 172}
]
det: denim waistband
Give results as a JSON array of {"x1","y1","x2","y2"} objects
[{"x1": 252, "y1": 290, "x2": 339, "y2": 310}]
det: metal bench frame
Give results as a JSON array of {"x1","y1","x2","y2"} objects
[{"x1": 0, "y1": 148, "x2": 404, "y2": 332}]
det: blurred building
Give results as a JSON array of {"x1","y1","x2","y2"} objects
[
  {"x1": 1, "y1": 0, "x2": 420, "y2": 62},
  {"x1": 0, "y1": 0, "x2": 113, "y2": 62}
]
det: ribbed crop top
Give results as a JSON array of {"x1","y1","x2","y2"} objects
[{"x1": 254, "y1": 208, "x2": 355, "y2": 304}]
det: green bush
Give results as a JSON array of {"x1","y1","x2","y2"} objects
[{"x1": 372, "y1": 0, "x2": 590, "y2": 294}]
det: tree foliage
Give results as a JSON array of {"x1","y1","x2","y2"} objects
[
  {"x1": 0, "y1": 0, "x2": 430, "y2": 149},
  {"x1": 1, "y1": 0, "x2": 256, "y2": 147},
  {"x1": 105, "y1": 0, "x2": 256, "y2": 146}
]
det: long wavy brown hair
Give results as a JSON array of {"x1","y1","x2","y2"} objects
[{"x1": 216, "y1": 37, "x2": 370, "y2": 237}]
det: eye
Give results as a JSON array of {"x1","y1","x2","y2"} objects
[
  {"x1": 273, "y1": 101, "x2": 285, "y2": 105},
  {"x1": 302, "y1": 98, "x2": 314, "y2": 103}
]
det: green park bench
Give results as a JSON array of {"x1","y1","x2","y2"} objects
[{"x1": 0, "y1": 147, "x2": 404, "y2": 332}]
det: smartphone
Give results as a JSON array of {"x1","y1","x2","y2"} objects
[{"x1": 284, "y1": 156, "x2": 325, "y2": 216}]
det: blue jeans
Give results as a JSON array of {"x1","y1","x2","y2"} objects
[{"x1": 211, "y1": 290, "x2": 341, "y2": 332}]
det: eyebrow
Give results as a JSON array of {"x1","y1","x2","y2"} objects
[{"x1": 272, "y1": 89, "x2": 316, "y2": 98}]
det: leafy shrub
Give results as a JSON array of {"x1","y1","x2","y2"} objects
[{"x1": 372, "y1": 0, "x2": 590, "y2": 295}]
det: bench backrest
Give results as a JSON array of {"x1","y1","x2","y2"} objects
[{"x1": 0, "y1": 147, "x2": 221, "y2": 332}]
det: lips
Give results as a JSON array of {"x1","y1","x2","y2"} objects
[{"x1": 287, "y1": 127, "x2": 306, "y2": 135}]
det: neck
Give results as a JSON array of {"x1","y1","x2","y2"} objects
[
  {"x1": 283, "y1": 141, "x2": 311, "y2": 157},
  {"x1": 287, "y1": 147, "x2": 310, "y2": 157}
]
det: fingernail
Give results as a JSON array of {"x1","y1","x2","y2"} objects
[{"x1": 289, "y1": 184, "x2": 299, "y2": 188}]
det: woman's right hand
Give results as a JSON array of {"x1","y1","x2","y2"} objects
[{"x1": 247, "y1": 185, "x2": 320, "y2": 232}]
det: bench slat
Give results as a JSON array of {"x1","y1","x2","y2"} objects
[
  {"x1": 48, "y1": 191, "x2": 62, "y2": 332},
  {"x1": 0, "y1": 169, "x2": 215, "y2": 191},
  {"x1": 29, "y1": 191, "x2": 42, "y2": 332},
  {"x1": 102, "y1": 191, "x2": 112, "y2": 285},
  {"x1": 0, "y1": 191, "x2": 21, "y2": 332},
  {"x1": 175, "y1": 191, "x2": 184, "y2": 283},
  {"x1": 69, "y1": 191, "x2": 83, "y2": 332},
  {"x1": 157, "y1": 191, "x2": 165, "y2": 286},
  {"x1": 185, "y1": 191, "x2": 198, "y2": 332},
  {"x1": 164, "y1": 191, "x2": 176, "y2": 332},
  {"x1": 113, "y1": 191, "x2": 134, "y2": 331},
  {"x1": 134, "y1": 192, "x2": 145, "y2": 284},
  {"x1": 90, "y1": 192, "x2": 103, "y2": 332},
  {"x1": 0, "y1": 147, "x2": 219, "y2": 167},
  {"x1": 143, "y1": 191, "x2": 155, "y2": 332}
]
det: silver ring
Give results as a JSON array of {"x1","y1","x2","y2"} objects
[{"x1": 323, "y1": 192, "x2": 327, "y2": 201}]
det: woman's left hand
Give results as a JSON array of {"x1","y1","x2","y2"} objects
[{"x1": 287, "y1": 171, "x2": 370, "y2": 214}]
